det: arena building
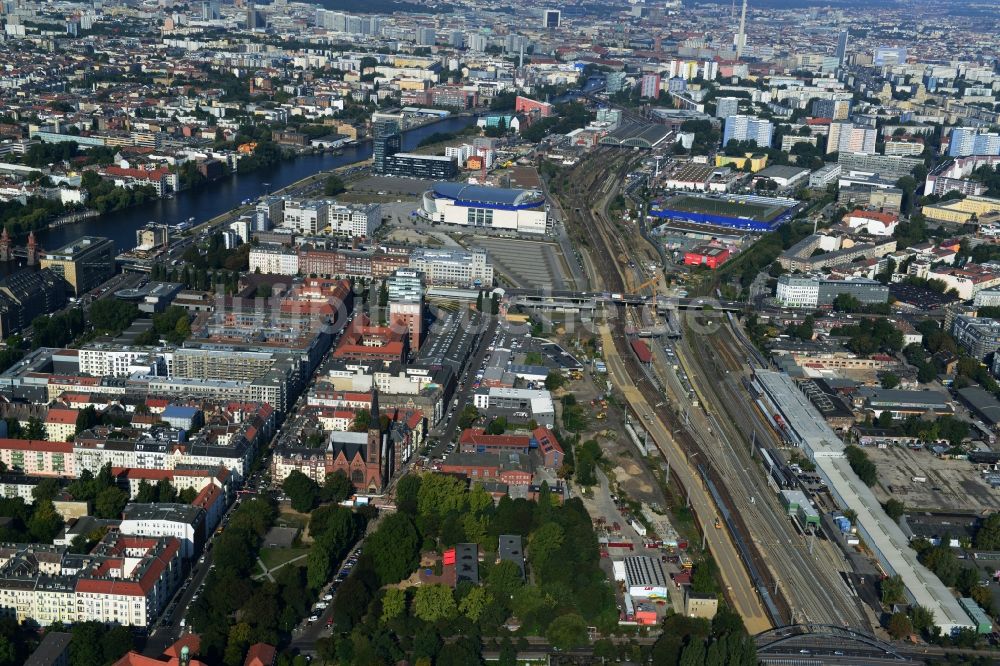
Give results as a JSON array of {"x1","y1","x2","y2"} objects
[{"x1": 421, "y1": 183, "x2": 550, "y2": 234}]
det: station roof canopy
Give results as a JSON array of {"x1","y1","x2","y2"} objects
[{"x1": 599, "y1": 121, "x2": 671, "y2": 149}]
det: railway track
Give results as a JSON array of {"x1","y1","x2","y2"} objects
[
  {"x1": 554, "y1": 152, "x2": 781, "y2": 628},
  {"x1": 681, "y1": 322, "x2": 869, "y2": 629}
]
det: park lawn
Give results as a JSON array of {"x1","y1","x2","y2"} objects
[{"x1": 259, "y1": 546, "x2": 310, "y2": 571}]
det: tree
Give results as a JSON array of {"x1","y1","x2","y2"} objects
[
  {"x1": 381, "y1": 587, "x2": 406, "y2": 622},
  {"x1": 24, "y1": 416, "x2": 45, "y2": 440},
  {"x1": 883, "y1": 499, "x2": 905, "y2": 522},
  {"x1": 880, "y1": 574, "x2": 906, "y2": 606},
  {"x1": 417, "y1": 473, "x2": 468, "y2": 518},
  {"x1": 75, "y1": 406, "x2": 101, "y2": 435},
  {"x1": 458, "y1": 586, "x2": 491, "y2": 621},
  {"x1": 395, "y1": 474, "x2": 421, "y2": 515},
  {"x1": 413, "y1": 584, "x2": 457, "y2": 623},
  {"x1": 544, "y1": 371, "x2": 566, "y2": 391},
  {"x1": 887, "y1": 612, "x2": 913, "y2": 639},
  {"x1": 457, "y1": 405, "x2": 480, "y2": 429},
  {"x1": 975, "y1": 512, "x2": 1000, "y2": 549},
  {"x1": 487, "y1": 560, "x2": 524, "y2": 599},
  {"x1": 31, "y1": 478, "x2": 62, "y2": 502},
  {"x1": 322, "y1": 471, "x2": 354, "y2": 504},
  {"x1": 324, "y1": 175, "x2": 346, "y2": 196},
  {"x1": 282, "y1": 470, "x2": 319, "y2": 513},
  {"x1": 28, "y1": 500, "x2": 64, "y2": 543},
  {"x1": 909, "y1": 604, "x2": 935, "y2": 634},
  {"x1": 94, "y1": 486, "x2": 128, "y2": 519},
  {"x1": 366, "y1": 513, "x2": 420, "y2": 585},
  {"x1": 100, "y1": 625, "x2": 134, "y2": 663},
  {"x1": 880, "y1": 372, "x2": 900, "y2": 390},
  {"x1": 546, "y1": 613, "x2": 588, "y2": 651},
  {"x1": 306, "y1": 543, "x2": 333, "y2": 591}
]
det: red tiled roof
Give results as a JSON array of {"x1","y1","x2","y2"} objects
[
  {"x1": 532, "y1": 427, "x2": 564, "y2": 455},
  {"x1": 243, "y1": 643, "x2": 277, "y2": 666},
  {"x1": 45, "y1": 408, "x2": 78, "y2": 424},
  {"x1": 0, "y1": 439, "x2": 72, "y2": 453}
]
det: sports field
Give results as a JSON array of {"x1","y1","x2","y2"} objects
[{"x1": 663, "y1": 195, "x2": 785, "y2": 222}]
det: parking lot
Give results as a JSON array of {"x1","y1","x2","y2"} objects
[
  {"x1": 867, "y1": 445, "x2": 997, "y2": 513},
  {"x1": 467, "y1": 236, "x2": 575, "y2": 290}
]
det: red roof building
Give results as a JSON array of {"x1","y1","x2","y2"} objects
[
  {"x1": 683, "y1": 245, "x2": 731, "y2": 269},
  {"x1": 331, "y1": 314, "x2": 408, "y2": 365}
]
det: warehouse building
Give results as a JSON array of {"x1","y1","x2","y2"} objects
[
  {"x1": 752, "y1": 370, "x2": 975, "y2": 635},
  {"x1": 421, "y1": 183, "x2": 549, "y2": 234},
  {"x1": 622, "y1": 555, "x2": 669, "y2": 600}
]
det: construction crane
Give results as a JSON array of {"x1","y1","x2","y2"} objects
[{"x1": 629, "y1": 276, "x2": 661, "y2": 295}]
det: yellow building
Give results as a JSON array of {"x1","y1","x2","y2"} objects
[
  {"x1": 39, "y1": 236, "x2": 116, "y2": 296},
  {"x1": 715, "y1": 153, "x2": 769, "y2": 173},
  {"x1": 922, "y1": 195, "x2": 1000, "y2": 224}
]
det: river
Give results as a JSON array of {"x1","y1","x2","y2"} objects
[{"x1": 36, "y1": 115, "x2": 477, "y2": 252}]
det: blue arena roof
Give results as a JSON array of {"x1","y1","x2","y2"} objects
[{"x1": 432, "y1": 182, "x2": 544, "y2": 209}]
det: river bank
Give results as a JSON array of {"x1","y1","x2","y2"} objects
[{"x1": 35, "y1": 114, "x2": 479, "y2": 252}]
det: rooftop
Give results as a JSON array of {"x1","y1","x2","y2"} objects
[{"x1": 431, "y1": 182, "x2": 543, "y2": 207}]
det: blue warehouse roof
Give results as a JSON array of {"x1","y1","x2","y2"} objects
[{"x1": 432, "y1": 182, "x2": 543, "y2": 208}]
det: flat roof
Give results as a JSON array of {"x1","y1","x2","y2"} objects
[
  {"x1": 755, "y1": 370, "x2": 974, "y2": 634},
  {"x1": 623, "y1": 555, "x2": 668, "y2": 588},
  {"x1": 754, "y1": 371, "x2": 844, "y2": 458},
  {"x1": 820, "y1": 456, "x2": 972, "y2": 634},
  {"x1": 956, "y1": 386, "x2": 1000, "y2": 425}
]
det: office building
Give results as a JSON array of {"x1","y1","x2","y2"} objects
[
  {"x1": 715, "y1": 97, "x2": 740, "y2": 119},
  {"x1": 373, "y1": 134, "x2": 402, "y2": 175},
  {"x1": 948, "y1": 128, "x2": 1000, "y2": 158},
  {"x1": 381, "y1": 153, "x2": 457, "y2": 180},
  {"x1": 811, "y1": 99, "x2": 850, "y2": 121},
  {"x1": 775, "y1": 275, "x2": 889, "y2": 309},
  {"x1": 387, "y1": 268, "x2": 425, "y2": 351},
  {"x1": 835, "y1": 30, "x2": 849, "y2": 65},
  {"x1": 246, "y1": 3, "x2": 265, "y2": 29},
  {"x1": 723, "y1": 115, "x2": 773, "y2": 148},
  {"x1": 543, "y1": 9, "x2": 560, "y2": 28},
  {"x1": 409, "y1": 248, "x2": 493, "y2": 287},
  {"x1": 373, "y1": 120, "x2": 401, "y2": 175},
  {"x1": 827, "y1": 122, "x2": 877, "y2": 155},
  {"x1": 0, "y1": 269, "x2": 65, "y2": 338},
  {"x1": 467, "y1": 33, "x2": 488, "y2": 51},
  {"x1": 640, "y1": 73, "x2": 661, "y2": 99},
  {"x1": 39, "y1": 236, "x2": 115, "y2": 297}
]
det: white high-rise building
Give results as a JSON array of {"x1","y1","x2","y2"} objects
[
  {"x1": 722, "y1": 115, "x2": 773, "y2": 148},
  {"x1": 827, "y1": 122, "x2": 877, "y2": 155},
  {"x1": 949, "y1": 128, "x2": 1000, "y2": 157}
]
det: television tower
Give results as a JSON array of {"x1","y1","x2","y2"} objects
[{"x1": 735, "y1": 0, "x2": 748, "y2": 60}]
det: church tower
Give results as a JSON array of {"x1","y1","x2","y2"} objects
[
  {"x1": 26, "y1": 231, "x2": 39, "y2": 266},
  {"x1": 367, "y1": 389, "x2": 386, "y2": 491},
  {"x1": 0, "y1": 228, "x2": 11, "y2": 263}
]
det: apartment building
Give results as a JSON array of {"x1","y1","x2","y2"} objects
[
  {"x1": 249, "y1": 246, "x2": 300, "y2": 276},
  {"x1": 0, "y1": 534, "x2": 182, "y2": 627},
  {"x1": 120, "y1": 504, "x2": 205, "y2": 560}
]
